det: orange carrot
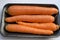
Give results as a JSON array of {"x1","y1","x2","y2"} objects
[
  {"x1": 7, "y1": 5, "x2": 58, "y2": 16},
  {"x1": 17, "y1": 22, "x2": 59, "y2": 31},
  {"x1": 5, "y1": 15, "x2": 54, "y2": 23},
  {"x1": 5, "y1": 24, "x2": 53, "y2": 35}
]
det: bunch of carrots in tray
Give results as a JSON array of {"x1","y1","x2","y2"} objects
[{"x1": 5, "y1": 5, "x2": 59, "y2": 35}]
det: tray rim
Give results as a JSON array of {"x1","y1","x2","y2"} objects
[{"x1": 0, "y1": 3, "x2": 59, "y2": 38}]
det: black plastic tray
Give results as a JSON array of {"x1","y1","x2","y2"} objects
[{"x1": 0, "y1": 3, "x2": 60, "y2": 38}]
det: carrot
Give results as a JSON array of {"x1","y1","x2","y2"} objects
[
  {"x1": 5, "y1": 24, "x2": 53, "y2": 35},
  {"x1": 17, "y1": 22, "x2": 59, "y2": 31},
  {"x1": 5, "y1": 15, "x2": 54, "y2": 23},
  {"x1": 7, "y1": 5, "x2": 58, "y2": 16}
]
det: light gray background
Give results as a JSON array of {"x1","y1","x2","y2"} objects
[{"x1": 0, "y1": 0, "x2": 60, "y2": 40}]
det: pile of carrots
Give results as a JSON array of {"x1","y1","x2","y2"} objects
[{"x1": 5, "y1": 5, "x2": 59, "y2": 35}]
